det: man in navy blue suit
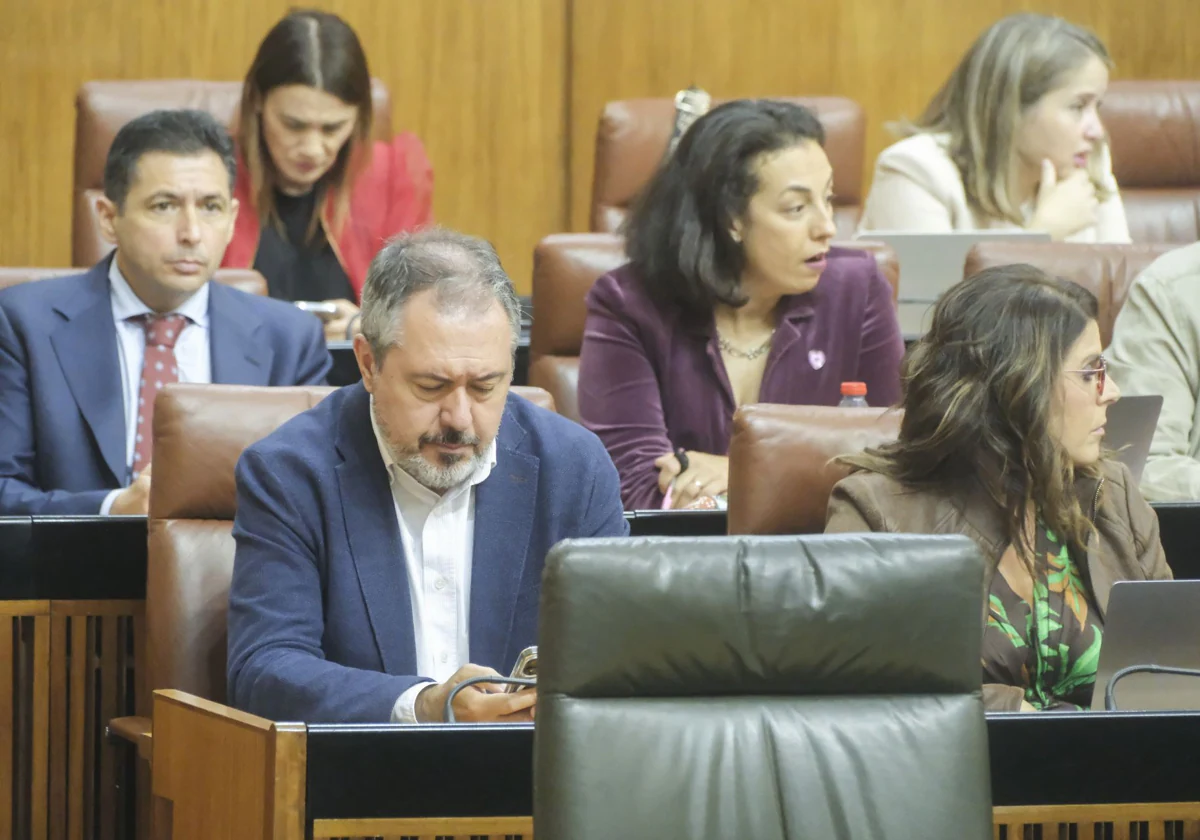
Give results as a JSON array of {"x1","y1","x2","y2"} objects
[
  {"x1": 226, "y1": 228, "x2": 627, "y2": 723},
  {"x1": 0, "y1": 109, "x2": 330, "y2": 516}
]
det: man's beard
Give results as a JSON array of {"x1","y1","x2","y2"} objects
[{"x1": 375, "y1": 406, "x2": 488, "y2": 492}]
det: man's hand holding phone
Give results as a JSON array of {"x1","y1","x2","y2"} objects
[{"x1": 414, "y1": 663, "x2": 536, "y2": 723}]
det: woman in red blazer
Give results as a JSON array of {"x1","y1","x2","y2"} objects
[{"x1": 222, "y1": 9, "x2": 433, "y2": 340}]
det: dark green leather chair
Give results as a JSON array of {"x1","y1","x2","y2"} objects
[{"x1": 534, "y1": 533, "x2": 991, "y2": 840}]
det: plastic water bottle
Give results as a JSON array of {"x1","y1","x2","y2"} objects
[{"x1": 838, "y1": 381, "x2": 869, "y2": 408}]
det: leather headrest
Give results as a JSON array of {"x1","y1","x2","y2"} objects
[
  {"x1": 727, "y1": 404, "x2": 902, "y2": 535},
  {"x1": 590, "y1": 97, "x2": 865, "y2": 232},
  {"x1": 0, "y1": 267, "x2": 78, "y2": 291},
  {"x1": 150, "y1": 384, "x2": 335, "y2": 520},
  {"x1": 539, "y1": 534, "x2": 985, "y2": 696},
  {"x1": 530, "y1": 233, "x2": 627, "y2": 357},
  {"x1": 0, "y1": 266, "x2": 269, "y2": 297},
  {"x1": 74, "y1": 78, "x2": 394, "y2": 192},
  {"x1": 1105, "y1": 81, "x2": 1200, "y2": 187},
  {"x1": 963, "y1": 240, "x2": 1179, "y2": 346}
]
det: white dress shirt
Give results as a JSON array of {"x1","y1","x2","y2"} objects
[
  {"x1": 99, "y1": 260, "x2": 211, "y2": 513},
  {"x1": 369, "y1": 400, "x2": 497, "y2": 723}
]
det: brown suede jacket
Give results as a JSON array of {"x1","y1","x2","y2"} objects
[{"x1": 825, "y1": 458, "x2": 1171, "y2": 711}]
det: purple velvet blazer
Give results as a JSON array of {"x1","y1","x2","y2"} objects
[{"x1": 578, "y1": 247, "x2": 904, "y2": 509}]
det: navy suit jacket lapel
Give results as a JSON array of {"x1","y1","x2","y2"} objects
[
  {"x1": 469, "y1": 401, "x2": 538, "y2": 668},
  {"x1": 48, "y1": 259, "x2": 126, "y2": 484},
  {"x1": 208, "y1": 283, "x2": 273, "y2": 384},
  {"x1": 334, "y1": 384, "x2": 418, "y2": 676}
]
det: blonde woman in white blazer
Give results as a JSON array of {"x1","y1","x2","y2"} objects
[{"x1": 859, "y1": 14, "x2": 1131, "y2": 244}]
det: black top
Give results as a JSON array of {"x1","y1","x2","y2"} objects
[{"x1": 252, "y1": 188, "x2": 355, "y2": 303}]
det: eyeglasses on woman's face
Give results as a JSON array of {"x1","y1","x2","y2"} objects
[{"x1": 1064, "y1": 355, "x2": 1107, "y2": 396}]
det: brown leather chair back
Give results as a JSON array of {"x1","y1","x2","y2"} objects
[
  {"x1": 142, "y1": 381, "x2": 555, "y2": 708},
  {"x1": 512, "y1": 385, "x2": 557, "y2": 413},
  {"x1": 528, "y1": 233, "x2": 628, "y2": 423},
  {"x1": 0, "y1": 268, "x2": 78, "y2": 291},
  {"x1": 0, "y1": 266, "x2": 269, "y2": 296},
  {"x1": 526, "y1": 233, "x2": 899, "y2": 425},
  {"x1": 590, "y1": 96, "x2": 865, "y2": 238},
  {"x1": 1104, "y1": 81, "x2": 1200, "y2": 244},
  {"x1": 728, "y1": 404, "x2": 901, "y2": 535},
  {"x1": 145, "y1": 384, "x2": 335, "y2": 709},
  {"x1": 963, "y1": 241, "x2": 1179, "y2": 346},
  {"x1": 72, "y1": 79, "x2": 393, "y2": 266}
]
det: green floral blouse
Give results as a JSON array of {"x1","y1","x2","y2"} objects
[{"x1": 983, "y1": 524, "x2": 1105, "y2": 710}]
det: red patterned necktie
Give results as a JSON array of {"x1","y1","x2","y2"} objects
[{"x1": 128, "y1": 313, "x2": 188, "y2": 479}]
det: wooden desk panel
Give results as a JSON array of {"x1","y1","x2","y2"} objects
[
  {"x1": 0, "y1": 517, "x2": 146, "y2": 840},
  {"x1": 48, "y1": 600, "x2": 141, "y2": 840},
  {"x1": 2, "y1": 600, "x2": 50, "y2": 840}
]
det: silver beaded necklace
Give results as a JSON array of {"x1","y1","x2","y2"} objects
[{"x1": 717, "y1": 330, "x2": 775, "y2": 360}]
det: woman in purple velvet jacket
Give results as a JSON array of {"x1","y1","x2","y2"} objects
[{"x1": 579, "y1": 99, "x2": 904, "y2": 511}]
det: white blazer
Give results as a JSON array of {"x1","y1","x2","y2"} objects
[{"x1": 858, "y1": 132, "x2": 1131, "y2": 244}]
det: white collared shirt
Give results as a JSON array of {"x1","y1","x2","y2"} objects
[
  {"x1": 369, "y1": 399, "x2": 497, "y2": 723},
  {"x1": 99, "y1": 258, "x2": 211, "y2": 513}
]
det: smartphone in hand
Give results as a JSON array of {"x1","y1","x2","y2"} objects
[
  {"x1": 294, "y1": 300, "x2": 339, "y2": 322},
  {"x1": 506, "y1": 646, "x2": 537, "y2": 692}
]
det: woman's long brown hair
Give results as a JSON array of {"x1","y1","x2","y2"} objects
[
  {"x1": 841, "y1": 264, "x2": 1102, "y2": 561},
  {"x1": 896, "y1": 13, "x2": 1113, "y2": 225},
  {"x1": 237, "y1": 9, "x2": 374, "y2": 238}
]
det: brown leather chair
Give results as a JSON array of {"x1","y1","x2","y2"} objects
[
  {"x1": 72, "y1": 79, "x2": 393, "y2": 267},
  {"x1": 528, "y1": 233, "x2": 899, "y2": 425},
  {"x1": 0, "y1": 266, "x2": 269, "y2": 296},
  {"x1": 144, "y1": 385, "x2": 334, "y2": 715},
  {"x1": 589, "y1": 96, "x2": 866, "y2": 238},
  {"x1": 528, "y1": 233, "x2": 627, "y2": 423},
  {"x1": 1104, "y1": 81, "x2": 1200, "y2": 244},
  {"x1": 963, "y1": 240, "x2": 1179, "y2": 346},
  {"x1": 727, "y1": 404, "x2": 901, "y2": 536}
]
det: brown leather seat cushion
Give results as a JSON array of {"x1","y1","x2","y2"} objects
[{"x1": 590, "y1": 96, "x2": 865, "y2": 238}]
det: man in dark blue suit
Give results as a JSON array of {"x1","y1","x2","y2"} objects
[
  {"x1": 0, "y1": 110, "x2": 330, "y2": 516},
  {"x1": 227, "y1": 229, "x2": 627, "y2": 723}
]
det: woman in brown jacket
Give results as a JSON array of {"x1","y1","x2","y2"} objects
[{"x1": 826, "y1": 264, "x2": 1170, "y2": 712}]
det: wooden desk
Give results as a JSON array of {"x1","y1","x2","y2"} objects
[
  {"x1": 5, "y1": 511, "x2": 1200, "y2": 838},
  {"x1": 153, "y1": 692, "x2": 1200, "y2": 839},
  {"x1": 0, "y1": 516, "x2": 146, "y2": 840}
]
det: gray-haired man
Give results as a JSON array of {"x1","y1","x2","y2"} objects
[{"x1": 226, "y1": 228, "x2": 627, "y2": 724}]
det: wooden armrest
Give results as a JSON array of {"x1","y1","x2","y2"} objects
[
  {"x1": 151, "y1": 690, "x2": 306, "y2": 837},
  {"x1": 154, "y1": 690, "x2": 276, "y2": 730},
  {"x1": 108, "y1": 715, "x2": 153, "y2": 762}
]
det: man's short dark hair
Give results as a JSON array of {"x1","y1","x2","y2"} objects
[
  {"x1": 103, "y1": 109, "x2": 237, "y2": 211},
  {"x1": 624, "y1": 99, "x2": 826, "y2": 319}
]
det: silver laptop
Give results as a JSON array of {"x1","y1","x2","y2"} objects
[
  {"x1": 1091, "y1": 580, "x2": 1200, "y2": 711},
  {"x1": 1104, "y1": 394, "x2": 1163, "y2": 483},
  {"x1": 852, "y1": 230, "x2": 1051, "y2": 336}
]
